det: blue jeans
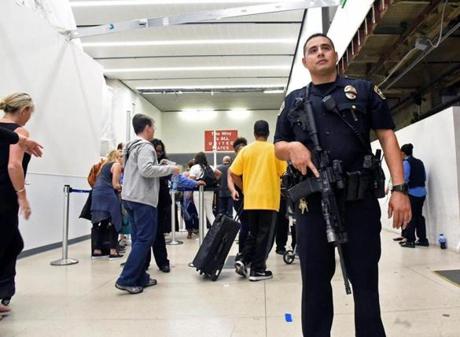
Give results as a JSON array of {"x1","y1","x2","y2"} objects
[{"x1": 117, "y1": 200, "x2": 157, "y2": 287}]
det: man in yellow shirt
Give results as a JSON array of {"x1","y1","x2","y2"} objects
[{"x1": 229, "y1": 120, "x2": 286, "y2": 281}]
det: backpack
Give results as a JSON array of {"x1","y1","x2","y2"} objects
[
  {"x1": 87, "y1": 159, "x2": 105, "y2": 187},
  {"x1": 200, "y1": 164, "x2": 218, "y2": 188}
]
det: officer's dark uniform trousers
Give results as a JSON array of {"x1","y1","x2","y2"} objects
[
  {"x1": 274, "y1": 76, "x2": 394, "y2": 337},
  {"x1": 296, "y1": 195, "x2": 384, "y2": 337}
]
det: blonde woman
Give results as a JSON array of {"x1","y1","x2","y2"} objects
[
  {"x1": 90, "y1": 150, "x2": 123, "y2": 259},
  {"x1": 0, "y1": 93, "x2": 35, "y2": 314}
]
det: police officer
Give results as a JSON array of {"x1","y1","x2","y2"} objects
[{"x1": 274, "y1": 33, "x2": 412, "y2": 337}]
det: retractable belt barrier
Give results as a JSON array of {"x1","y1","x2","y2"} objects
[{"x1": 50, "y1": 185, "x2": 90, "y2": 266}]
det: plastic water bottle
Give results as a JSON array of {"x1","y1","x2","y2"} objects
[{"x1": 438, "y1": 234, "x2": 447, "y2": 249}]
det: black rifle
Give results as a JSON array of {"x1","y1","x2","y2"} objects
[{"x1": 302, "y1": 86, "x2": 352, "y2": 295}]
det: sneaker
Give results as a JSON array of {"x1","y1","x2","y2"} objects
[
  {"x1": 160, "y1": 265, "x2": 170, "y2": 273},
  {"x1": 249, "y1": 270, "x2": 273, "y2": 282},
  {"x1": 143, "y1": 278, "x2": 158, "y2": 288},
  {"x1": 415, "y1": 240, "x2": 429, "y2": 247},
  {"x1": 234, "y1": 260, "x2": 248, "y2": 278},
  {"x1": 109, "y1": 253, "x2": 124, "y2": 260},
  {"x1": 91, "y1": 253, "x2": 108, "y2": 260},
  {"x1": 115, "y1": 283, "x2": 143, "y2": 294},
  {"x1": 400, "y1": 241, "x2": 415, "y2": 248},
  {"x1": 0, "y1": 303, "x2": 10, "y2": 315}
]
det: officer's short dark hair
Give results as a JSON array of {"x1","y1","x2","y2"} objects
[
  {"x1": 254, "y1": 120, "x2": 270, "y2": 138},
  {"x1": 303, "y1": 33, "x2": 335, "y2": 55},
  {"x1": 132, "y1": 114, "x2": 153, "y2": 135},
  {"x1": 401, "y1": 143, "x2": 413, "y2": 156}
]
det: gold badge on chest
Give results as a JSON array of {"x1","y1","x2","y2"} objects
[{"x1": 344, "y1": 85, "x2": 357, "y2": 100}]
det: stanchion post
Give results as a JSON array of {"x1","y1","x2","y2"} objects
[
  {"x1": 166, "y1": 189, "x2": 183, "y2": 245},
  {"x1": 177, "y1": 200, "x2": 186, "y2": 232},
  {"x1": 50, "y1": 185, "x2": 79, "y2": 266}
]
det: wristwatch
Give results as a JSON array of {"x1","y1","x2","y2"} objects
[{"x1": 391, "y1": 183, "x2": 408, "y2": 194}]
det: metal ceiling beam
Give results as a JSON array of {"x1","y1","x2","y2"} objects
[
  {"x1": 367, "y1": 0, "x2": 443, "y2": 76},
  {"x1": 383, "y1": 21, "x2": 460, "y2": 89},
  {"x1": 68, "y1": 0, "x2": 339, "y2": 39}
]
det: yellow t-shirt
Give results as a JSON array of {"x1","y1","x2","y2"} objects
[{"x1": 230, "y1": 140, "x2": 287, "y2": 211}]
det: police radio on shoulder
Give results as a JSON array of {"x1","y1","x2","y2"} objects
[{"x1": 391, "y1": 183, "x2": 408, "y2": 194}]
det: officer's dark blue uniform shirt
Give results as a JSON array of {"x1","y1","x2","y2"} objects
[{"x1": 274, "y1": 76, "x2": 395, "y2": 172}]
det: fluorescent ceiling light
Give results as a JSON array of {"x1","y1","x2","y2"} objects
[
  {"x1": 105, "y1": 65, "x2": 290, "y2": 73},
  {"x1": 137, "y1": 84, "x2": 285, "y2": 90},
  {"x1": 263, "y1": 89, "x2": 284, "y2": 94},
  {"x1": 227, "y1": 109, "x2": 250, "y2": 120},
  {"x1": 179, "y1": 109, "x2": 217, "y2": 122},
  {"x1": 82, "y1": 38, "x2": 296, "y2": 48},
  {"x1": 71, "y1": 0, "x2": 301, "y2": 7}
]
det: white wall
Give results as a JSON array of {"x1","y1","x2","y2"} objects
[
  {"x1": 1, "y1": 2, "x2": 165, "y2": 251},
  {"x1": 287, "y1": 1, "x2": 375, "y2": 94},
  {"x1": 287, "y1": 8, "x2": 323, "y2": 94},
  {"x1": 326, "y1": 0, "x2": 374, "y2": 59},
  {"x1": 162, "y1": 110, "x2": 279, "y2": 154},
  {"x1": 1, "y1": 1, "x2": 104, "y2": 250},
  {"x1": 106, "y1": 79, "x2": 163, "y2": 145},
  {"x1": 375, "y1": 107, "x2": 460, "y2": 251}
]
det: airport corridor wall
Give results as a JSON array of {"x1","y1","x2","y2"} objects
[
  {"x1": 1, "y1": 1, "x2": 108, "y2": 251},
  {"x1": 161, "y1": 109, "x2": 279, "y2": 166},
  {"x1": 375, "y1": 107, "x2": 460, "y2": 251}
]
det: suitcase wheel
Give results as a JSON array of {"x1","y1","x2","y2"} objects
[
  {"x1": 283, "y1": 250, "x2": 295, "y2": 264},
  {"x1": 211, "y1": 269, "x2": 221, "y2": 281}
]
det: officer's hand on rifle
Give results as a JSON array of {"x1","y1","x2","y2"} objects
[
  {"x1": 388, "y1": 191, "x2": 411, "y2": 229},
  {"x1": 288, "y1": 141, "x2": 319, "y2": 177}
]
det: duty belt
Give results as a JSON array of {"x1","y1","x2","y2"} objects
[{"x1": 286, "y1": 170, "x2": 374, "y2": 204}]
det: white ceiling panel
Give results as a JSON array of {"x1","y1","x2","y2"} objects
[
  {"x1": 70, "y1": 2, "x2": 304, "y2": 26},
  {"x1": 70, "y1": 0, "x2": 307, "y2": 111},
  {"x1": 124, "y1": 77, "x2": 288, "y2": 89},
  {"x1": 84, "y1": 44, "x2": 296, "y2": 59},
  {"x1": 98, "y1": 55, "x2": 292, "y2": 68},
  {"x1": 107, "y1": 68, "x2": 290, "y2": 80},
  {"x1": 101, "y1": 55, "x2": 292, "y2": 80},
  {"x1": 80, "y1": 23, "x2": 300, "y2": 43},
  {"x1": 80, "y1": 22, "x2": 299, "y2": 58},
  {"x1": 142, "y1": 91, "x2": 284, "y2": 112}
]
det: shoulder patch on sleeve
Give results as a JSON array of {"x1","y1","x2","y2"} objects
[{"x1": 374, "y1": 85, "x2": 386, "y2": 100}]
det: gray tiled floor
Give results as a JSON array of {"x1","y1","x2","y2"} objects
[{"x1": 1, "y1": 230, "x2": 460, "y2": 337}]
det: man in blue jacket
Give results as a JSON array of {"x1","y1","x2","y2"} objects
[{"x1": 400, "y1": 143, "x2": 428, "y2": 248}]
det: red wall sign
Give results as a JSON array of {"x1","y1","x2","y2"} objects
[{"x1": 204, "y1": 130, "x2": 238, "y2": 152}]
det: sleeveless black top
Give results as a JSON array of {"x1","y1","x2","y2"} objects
[{"x1": 0, "y1": 122, "x2": 31, "y2": 210}]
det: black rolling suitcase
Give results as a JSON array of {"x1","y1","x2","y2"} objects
[{"x1": 192, "y1": 213, "x2": 240, "y2": 281}]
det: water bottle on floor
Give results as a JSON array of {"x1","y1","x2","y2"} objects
[{"x1": 438, "y1": 234, "x2": 447, "y2": 249}]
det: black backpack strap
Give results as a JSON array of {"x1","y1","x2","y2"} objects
[
  {"x1": 124, "y1": 139, "x2": 143, "y2": 163},
  {"x1": 328, "y1": 104, "x2": 372, "y2": 154}
]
